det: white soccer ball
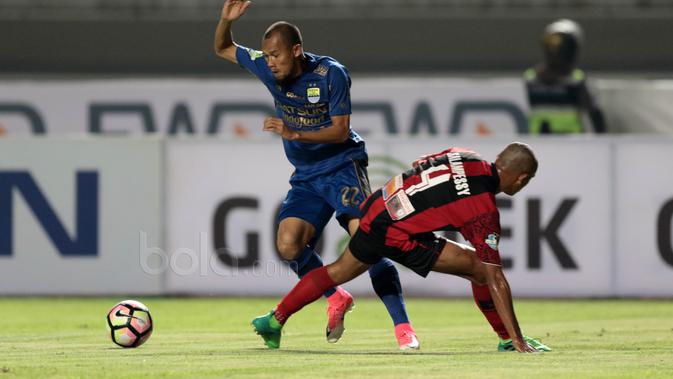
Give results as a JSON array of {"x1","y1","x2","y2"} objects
[{"x1": 106, "y1": 300, "x2": 153, "y2": 348}]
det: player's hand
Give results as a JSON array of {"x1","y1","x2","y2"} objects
[
  {"x1": 513, "y1": 337, "x2": 539, "y2": 353},
  {"x1": 263, "y1": 116, "x2": 285, "y2": 135},
  {"x1": 221, "y1": 0, "x2": 251, "y2": 21},
  {"x1": 263, "y1": 117, "x2": 300, "y2": 140}
]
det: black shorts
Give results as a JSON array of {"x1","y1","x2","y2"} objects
[{"x1": 349, "y1": 229, "x2": 446, "y2": 277}]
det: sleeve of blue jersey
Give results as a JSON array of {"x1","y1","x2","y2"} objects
[
  {"x1": 236, "y1": 45, "x2": 269, "y2": 80},
  {"x1": 327, "y1": 65, "x2": 352, "y2": 116}
]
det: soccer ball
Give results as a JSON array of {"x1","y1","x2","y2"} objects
[{"x1": 106, "y1": 300, "x2": 153, "y2": 348}]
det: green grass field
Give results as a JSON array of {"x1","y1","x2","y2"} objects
[{"x1": 1, "y1": 298, "x2": 672, "y2": 378}]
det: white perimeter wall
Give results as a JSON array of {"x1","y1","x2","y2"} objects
[{"x1": 2, "y1": 136, "x2": 673, "y2": 297}]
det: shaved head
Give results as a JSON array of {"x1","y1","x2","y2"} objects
[
  {"x1": 496, "y1": 142, "x2": 538, "y2": 177},
  {"x1": 263, "y1": 21, "x2": 303, "y2": 48},
  {"x1": 261, "y1": 21, "x2": 305, "y2": 84}
]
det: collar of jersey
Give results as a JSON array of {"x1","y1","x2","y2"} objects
[
  {"x1": 490, "y1": 162, "x2": 500, "y2": 193},
  {"x1": 303, "y1": 52, "x2": 319, "y2": 73}
]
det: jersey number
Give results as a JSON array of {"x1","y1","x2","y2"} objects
[
  {"x1": 383, "y1": 164, "x2": 453, "y2": 221},
  {"x1": 340, "y1": 186, "x2": 360, "y2": 207},
  {"x1": 405, "y1": 165, "x2": 452, "y2": 196}
]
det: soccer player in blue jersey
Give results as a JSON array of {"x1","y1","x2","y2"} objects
[{"x1": 214, "y1": 0, "x2": 419, "y2": 349}]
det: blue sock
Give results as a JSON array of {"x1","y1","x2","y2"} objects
[
  {"x1": 368, "y1": 258, "x2": 410, "y2": 325},
  {"x1": 287, "y1": 246, "x2": 336, "y2": 298}
]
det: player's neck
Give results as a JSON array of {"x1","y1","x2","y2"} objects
[{"x1": 495, "y1": 165, "x2": 505, "y2": 194}]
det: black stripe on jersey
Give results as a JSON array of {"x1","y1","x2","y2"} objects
[
  {"x1": 360, "y1": 188, "x2": 382, "y2": 216},
  {"x1": 401, "y1": 152, "x2": 498, "y2": 223},
  {"x1": 406, "y1": 173, "x2": 495, "y2": 218}
]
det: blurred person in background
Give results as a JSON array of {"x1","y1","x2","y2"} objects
[
  {"x1": 524, "y1": 19, "x2": 606, "y2": 134},
  {"x1": 213, "y1": 0, "x2": 420, "y2": 349}
]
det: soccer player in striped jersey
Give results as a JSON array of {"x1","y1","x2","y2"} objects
[
  {"x1": 215, "y1": 0, "x2": 418, "y2": 349},
  {"x1": 253, "y1": 142, "x2": 551, "y2": 353}
]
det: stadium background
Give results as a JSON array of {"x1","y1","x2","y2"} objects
[{"x1": 1, "y1": 0, "x2": 673, "y2": 298}]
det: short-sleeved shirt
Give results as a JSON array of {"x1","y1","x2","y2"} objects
[
  {"x1": 357, "y1": 147, "x2": 503, "y2": 266},
  {"x1": 236, "y1": 46, "x2": 367, "y2": 181}
]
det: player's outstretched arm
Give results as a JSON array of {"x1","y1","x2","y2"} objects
[
  {"x1": 263, "y1": 115, "x2": 350, "y2": 144},
  {"x1": 214, "y1": 0, "x2": 251, "y2": 63},
  {"x1": 483, "y1": 264, "x2": 538, "y2": 353}
]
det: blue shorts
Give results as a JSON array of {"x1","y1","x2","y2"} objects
[{"x1": 278, "y1": 159, "x2": 371, "y2": 241}]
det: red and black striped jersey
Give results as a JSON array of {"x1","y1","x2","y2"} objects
[{"x1": 359, "y1": 147, "x2": 503, "y2": 265}]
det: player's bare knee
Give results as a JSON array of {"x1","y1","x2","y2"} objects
[{"x1": 276, "y1": 233, "x2": 303, "y2": 260}]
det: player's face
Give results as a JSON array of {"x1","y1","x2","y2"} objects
[{"x1": 262, "y1": 34, "x2": 301, "y2": 83}]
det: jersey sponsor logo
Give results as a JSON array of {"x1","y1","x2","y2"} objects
[
  {"x1": 279, "y1": 104, "x2": 327, "y2": 116},
  {"x1": 285, "y1": 91, "x2": 303, "y2": 100},
  {"x1": 447, "y1": 152, "x2": 471, "y2": 196},
  {"x1": 383, "y1": 174, "x2": 415, "y2": 220},
  {"x1": 485, "y1": 233, "x2": 499, "y2": 251},
  {"x1": 282, "y1": 113, "x2": 328, "y2": 128},
  {"x1": 382, "y1": 174, "x2": 403, "y2": 201},
  {"x1": 307, "y1": 87, "x2": 321, "y2": 104},
  {"x1": 385, "y1": 190, "x2": 415, "y2": 220},
  {"x1": 246, "y1": 48, "x2": 264, "y2": 60},
  {"x1": 313, "y1": 64, "x2": 329, "y2": 76},
  {"x1": 278, "y1": 102, "x2": 330, "y2": 129}
]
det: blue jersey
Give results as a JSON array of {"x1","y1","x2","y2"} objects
[{"x1": 236, "y1": 45, "x2": 367, "y2": 180}]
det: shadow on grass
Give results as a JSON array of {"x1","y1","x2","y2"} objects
[
  {"x1": 97, "y1": 347, "x2": 497, "y2": 357},
  {"x1": 247, "y1": 348, "x2": 494, "y2": 356}
]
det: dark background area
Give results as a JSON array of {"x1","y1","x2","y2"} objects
[{"x1": 1, "y1": 0, "x2": 672, "y2": 75}]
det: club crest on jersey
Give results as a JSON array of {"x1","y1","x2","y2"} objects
[
  {"x1": 307, "y1": 87, "x2": 321, "y2": 103},
  {"x1": 485, "y1": 233, "x2": 499, "y2": 251}
]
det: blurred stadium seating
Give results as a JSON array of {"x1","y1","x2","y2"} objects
[
  {"x1": 0, "y1": 1, "x2": 672, "y2": 136},
  {"x1": 2, "y1": 0, "x2": 673, "y2": 74},
  {"x1": 2, "y1": 0, "x2": 673, "y2": 20}
]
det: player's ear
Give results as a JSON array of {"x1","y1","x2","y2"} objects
[
  {"x1": 292, "y1": 44, "x2": 303, "y2": 58},
  {"x1": 516, "y1": 172, "x2": 531, "y2": 187}
]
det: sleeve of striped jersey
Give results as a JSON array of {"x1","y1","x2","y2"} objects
[
  {"x1": 411, "y1": 149, "x2": 450, "y2": 167},
  {"x1": 412, "y1": 147, "x2": 479, "y2": 167},
  {"x1": 460, "y1": 211, "x2": 502, "y2": 266}
]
